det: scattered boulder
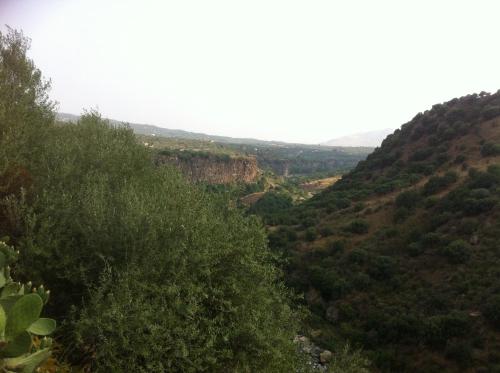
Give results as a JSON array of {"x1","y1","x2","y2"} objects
[
  {"x1": 470, "y1": 234, "x2": 479, "y2": 245},
  {"x1": 310, "y1": 329, "x2": 322, "y2": 338},
  {"x1": 319, "y1": 350, "x2": 332, "y2": 364},
  {"x1": 326, "y1": 304, "x2": 339, "y2": 322},
  {"x1": 294, "y1": 335, "x2": 328, "y2": 372}
]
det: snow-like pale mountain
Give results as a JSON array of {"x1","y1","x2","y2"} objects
[{"x1": 322, "y1": 128, "x2": 394, "y2": 147}]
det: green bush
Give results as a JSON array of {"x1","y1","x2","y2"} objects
[
  {"x1": 328, "y1": 344, "x2": 370, "y2": 373},
  {"x1": 468, "y1": 168, "x2": 500, "y2": 189},
  {"x1": 345, "y1": 219, "x2": 369, "y2": 234},
  {"x1": 308, "y1": 267, "x2": 350, "y2": 300},
  {"x1": 393, "y1": 207, "x2": 410, "y2": 223},
  {"x1": 13, "y1": 114, "x2": 303, "y2": 372},
  {"x1": 346, "y1": 248, "x2": 369, "y2": 264},
  {"x1": 74, "y1": 262, "x2": 300, "y2": 372},
  {"x1": 409, "y1": 148, "x2": 433, "y2": 162},
  {"x1": 445, "y1": 339, "x2": 472, "y2": 366},
  {"x1": 369, "y1": 256, "x2": 397, "y2": 280},
  {"x1": 425, "y1": 311, "x2": 470, "y2": 347},
  {"x1": 319, "y1": 225, "x2": 334, "y2": 237},
  {"x1": 395, "y1": 190, "x2": 421, "y2": 209},
  {"x1": 304, "y1": 227, "x2": 318, "y2": 242},
  {"x1": 268, "y1": 226, "x2": 297, "y2": 250},
  {"x1": 327, "y1": 240, "x2": 345, "y2": 255},
  {"x1": 454, "y1": 154, "x2": 467, "y2": 164},
  {"x1": 353, "y1": 202, "x2": 365, "y2": 212},
  {"x1": 481, "y1": 105, "x2": 500, "y2": 120},
  {"x1": 248, "y1": 191, "x2": 293, "y2": 218},
  {"x1": 483, "y1": 294, "x2": 500, "y2": 329},
  {"x1": 335, "y1": 198, "x2": 351, "y2": 209},
  {"x1": 352, "y1": 272, "x2": 372, "y2": 290},
  {"x1": 441, "y1": 240, "x2": 471, "y2": 264},
  {"x1": 462, "y1": 197, "x2": 497, "y2": 215},
  {"x1": 480, "y1": 142, "x2": 500, "y2": 157},
  {"x1": 407, "y1": 242, "x2": 424, "y2": 257},
  {"x1": 423, "y1": 171, "x2": 458, "y2": 196},
  {"x1": 420, "y1": 232, "x2": 444, "y2": 248}
]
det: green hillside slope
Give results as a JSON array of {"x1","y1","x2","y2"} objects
[{"x1": 267, "y1": 91, "x2": 500, "y2": 372}]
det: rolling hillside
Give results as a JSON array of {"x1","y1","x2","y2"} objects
[
  {"x1": 58, "y1": 113, "x2": 372, "y2": 178},
  {"x1": 57, "y1": 112, "x2": 285, "y2": 145},
  {"x1": 265, "y1": 91, "x2": 500, "y2": 372}
]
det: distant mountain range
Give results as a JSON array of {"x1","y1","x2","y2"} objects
[
  {"x1": 57, "y1": 113, "x2": 384, "y2": 149},
  {"x1": 322, "y1": 128, "x2": 394, "y2": 147},
  {"x1": 56, "y1": 113, "x2": 308, "y2": 147}
]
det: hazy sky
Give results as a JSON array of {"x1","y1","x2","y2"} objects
[{"x1": 2, "y1": 0, "x2": 500, "y2": 143}]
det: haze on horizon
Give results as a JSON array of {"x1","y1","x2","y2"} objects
[{"x1": 2, "y1": 0, "x2": 500, "y2": 144}]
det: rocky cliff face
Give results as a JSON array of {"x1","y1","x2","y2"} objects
[
  {"x1": 156, "y1": 153, "x2": 260, "y2": 184},
  {"x1": 258, "y1": 159, "x2": 290, "y2": 176}
]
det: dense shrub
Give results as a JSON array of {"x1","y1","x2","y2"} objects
[
  {"x1": 14, "y1": 115, "x2": 304, "y2": 372},
  {"x1": 319, "y1": 225, "x2": 335, "y2": 237},
  {"x1": 468, "y1": 168, "x2": 500, "y2": 189},
  {"x1": 425, "y1": 311, "x2": 470, "y2": 346},
  {"x1": 369, "y1": 256, "x2": 397, "y2": 280},
  {"x1": 74, "y1": 262, "x2": 300, "y2": 372},
  {"x1": 345, "y1": 219, "x2": 369, "y2": 234},
  {"x1": 0, "y1": 27, "x2": 304, "y2": 371},
  {"x1": 454, "y1": 154, "x2": 467, "y2": 164},
  {"x1": 301, "y1": 216, "x2": 317, "y2": 228},
  {"x1": 483, "y1": 294, "x2": 500, "y2": 329},
  {"x1": 393, "y1": 207, "x2": 411, "y2": 223},
  {"x1": 335, "y1": 198, "x2": 352, "y2": 209},
  {"x1": 304, "y1": 227, "x2": 318, "y2": 242},
  {"x1": 423, "y1": 171, "x2": 458, "y2": 195},
  {"x1": 440, "y1": 240, "x2": 471, "y2": 264},
  {"x1": 462, "y1": 197, "x2": 497, "y2": 215},
  {"x1": 409, "y1": 148, "x2": 433, "y2": 162},
  {"x1": 352, "y1": 272, "x2": 372, "y2": 290},
  {"x1": 308, "y1": 266, "x2": 350, "y2": 300},
  {"x1": 407, "y1": 242, "x2": 424, "y2": 256},
  {"x1": 327, "y1": 240, "x2": 345, "y2": 255},
  {"x1": 328, "y1": 344, "x2": 370, "y2": 373},
  {"x1": 248, "y1": 190, "x2": 293, "y2": 217},
  {"x1": 420, "y1": 232, "x2": 444, "y2": 248},
  {"x1": 0, "y1": 28, "x2": 55, "y2": 174},
  {"x1": 480, "y1": 142, "x2": 500, "y2": 157},
  {"x1": 395, "y1": 190, "x2": 421, "y2": 209},
  {"x1": 445, "y1": 339, "x2": 472, "y2": 366},
  {"x1": 347, "y1": 248, "x2": 370, "y2": 264},
  {"x1": 268, "y1": 226, "x2": 297, "y2": 250},
  {"x1": 481, "y1": 105, "x2": 500, "y2": 120}
]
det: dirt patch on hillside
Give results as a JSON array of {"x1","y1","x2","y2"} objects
[
  {"x1": 300, "y1": 176, "x2": 341, "y2": 193},
  {"x1": 239, "y1": 191, "x2": 266, "y2": 206}
]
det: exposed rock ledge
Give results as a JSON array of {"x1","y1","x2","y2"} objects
[
  {"x1": 156, "y1": 153, "x2": 260, "y2": 184},
  {"x1": 295, "y1": 335, "x2": 332, "y2": 372}
]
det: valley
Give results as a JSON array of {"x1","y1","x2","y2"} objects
[
  {"x1": 51, "y1": 94, "x2": 500, "y2": 372},
  {"x1": 2, "y1": 18, "x2": 500, "y2": 373},
  {"x1": 58, "y1": 112, "x2": 372, "y2": 179},
  {"x1": 115, "y1": 92, "x2": 500, "y2": 372},
  {"x1": 58, "y1": 113, "x2": 372, "y2": 205}
]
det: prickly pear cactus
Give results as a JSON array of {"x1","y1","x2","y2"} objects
[{"x1": 0, "y1": 240, "x2": 56, "y2": 373}]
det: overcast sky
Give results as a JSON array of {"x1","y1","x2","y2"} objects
[{"x1": 2, "y1": 0, "x2": 500, "y2": 143}]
